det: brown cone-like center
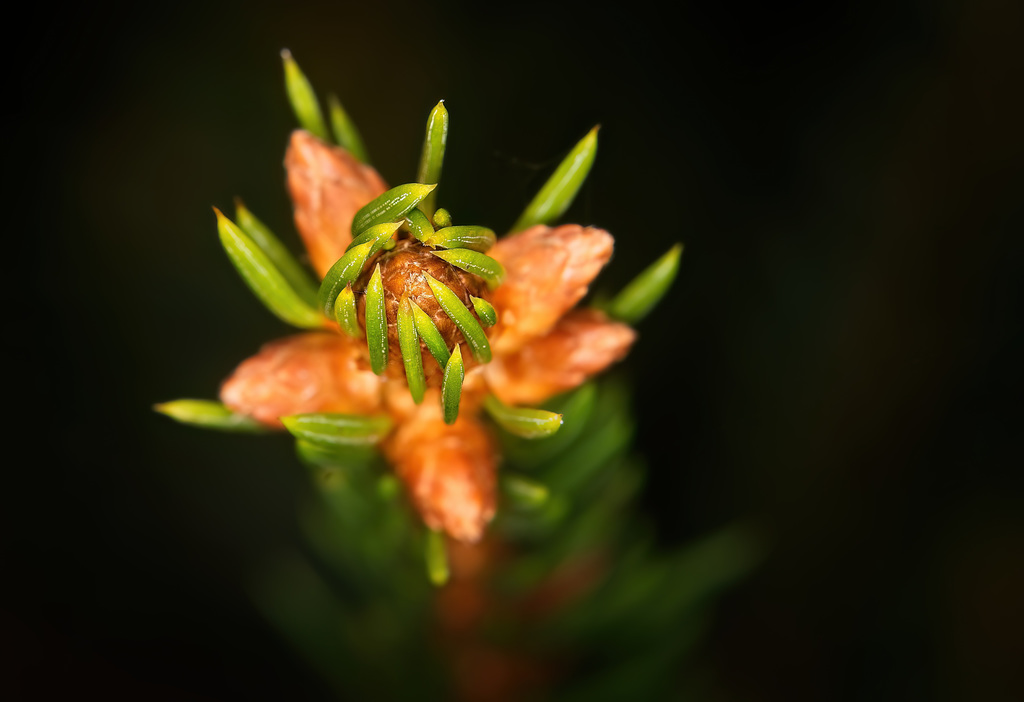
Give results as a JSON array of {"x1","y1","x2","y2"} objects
[{"x1": 354, "y1": 237, "x2": 490, "y2": 380}]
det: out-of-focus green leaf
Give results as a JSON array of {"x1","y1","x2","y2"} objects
[
  {"x1": 550, "y1": 627, "x2": 700, "y2": 702},
  {"x1": 545, "y1": 412, "x2": 633, "y2": 494},
  {"x1": 377, "y1": 473, "x2": 400, "y2": 501},
  {"x1": 496, "y1": 491, "x2": 571, "y2": 546},
  {"x1": 511, "y1": 125, "x2": 598, "y2": 232},
  {"x1": 154, "y1": 399, "x2": 268, "y2": 433},
  {"x1": 295, "y1": 438, "x2": 377, "y2": 471},
  {"x1": 248, "y1": 553, "x2": 356, "y2": 696},
  {"x1": 605, "y1": 243, "x2": 683, "y2": 324},
  {"x1": 327, "y1": 93, "x2": 369, "y2": 163},
  {"x1": 504, "y1": 457, "x2": 642, "y2": 595},
  {"x1": 425, "y1": 529, "x2": 449, "y2": 586},
  {"x1": 215, "y1": 208, "x2": 326, "y2": 328},
  {"x1": 501, "y1": 473, "x2": 550, "y2": 508},
  {"x1": 540, "y1": 383, "x2": 635, "y2": 496},
  {"x1": 234, "y1": 199, "x2": 319, "y2": 306},
  {"x1": 281, "y1": 49, "x2": 329, "y2": 141},
  {"x1": 548, "y1": 523, "x2": 763, "y2": 655}
]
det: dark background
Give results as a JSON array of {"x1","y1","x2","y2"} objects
[{"x1": 7, "y1": 0, "x2": 1023, "y2": 699}]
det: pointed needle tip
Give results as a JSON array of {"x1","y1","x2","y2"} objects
[{"x1": 664, "y1": 242, "x2": 684, "y2": 262}]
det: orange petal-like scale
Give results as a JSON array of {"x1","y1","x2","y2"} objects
[
  {"x1": 220, "y1": 332, "x2": 383, "y2": 428},
  {"x1": 384, "y1": 397, "x2": 497, "y2": 543},
  {"x1": 285, "y1": 130, "x2": 388, "y2": 278},
  {"x1": 485, "y1": 309, "x2": 635, "y2": 406},
  {"x1": 488, "y1": 224, "x2": 613, "y2": 354}
]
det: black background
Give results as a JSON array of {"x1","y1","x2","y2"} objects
[{"x1": 7, "y1": 0, "x2": 1023, "y2": 699}]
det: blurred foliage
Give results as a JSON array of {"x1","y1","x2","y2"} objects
[{"x1": 250, "y1": 378, "x2": 762, "y2": 700}]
